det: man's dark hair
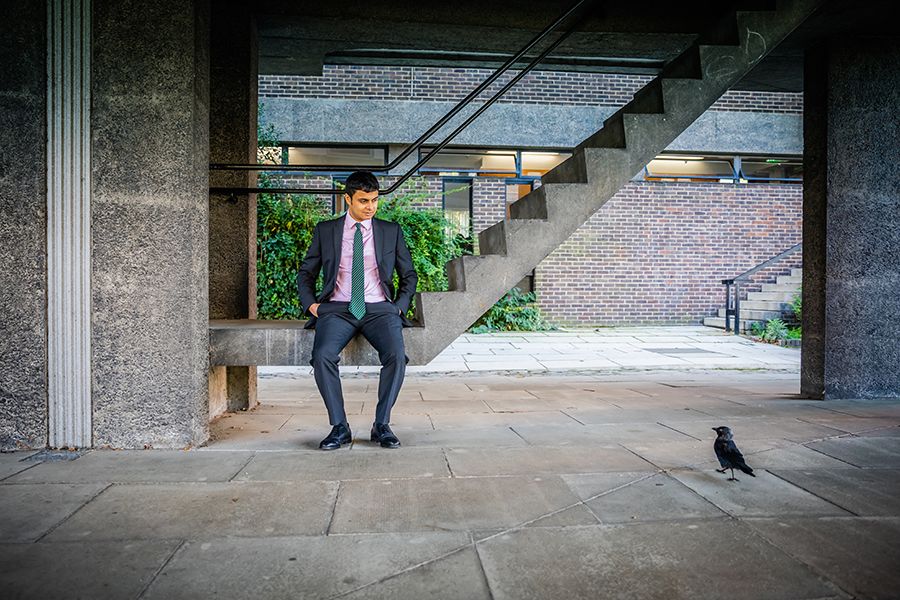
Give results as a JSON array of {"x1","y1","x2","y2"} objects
[{"x1": 343, "y1": 171, "x2": 380, "y2": 200}]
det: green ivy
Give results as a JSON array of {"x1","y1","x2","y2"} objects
[{"x1": 469, "y1": 288, "x2": 555, "y2": 333}]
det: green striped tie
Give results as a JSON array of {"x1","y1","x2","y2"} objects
[{"x1": 349, "y1": 222, "x2": 366, "y2": 319}]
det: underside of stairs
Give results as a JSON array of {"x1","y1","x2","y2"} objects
[
  {"x1": 210, "y1": 0, "x2": 821, "y2": 367},
  {"x1": 704, "y1": 268, "x2": 802, "y2": 332}
]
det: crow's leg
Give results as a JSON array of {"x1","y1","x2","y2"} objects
[{"x1": 727, "y1": 467, "x2": 739, "y2": 482}]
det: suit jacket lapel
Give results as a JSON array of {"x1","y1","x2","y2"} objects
[
  {"x1": 331, "y1": 215, "x2": 344, "y2": 266},
  {"x1": 373, "y1": 218, "x2": 385, "y2": 276}
]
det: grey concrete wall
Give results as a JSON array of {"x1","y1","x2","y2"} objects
[
  {"x1": 822, "y1": 37, "x2": 900, "y2": 399},
  {"x1": 209, "y1": 2, "x2": 259, "y2": 418},
  {"x1": 91, "y1": 0, "x2": 211, "y2": 447},
  {"x1": 260, "y1": 97, "x2": 802, "y2": 155},
  {"x1": 0, "y1": 1, "x2": 47, "y2": 450}
]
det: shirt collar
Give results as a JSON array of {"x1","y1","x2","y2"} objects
[{"x1": 344, "y1": 213, "x2": 373, "y2": 231}]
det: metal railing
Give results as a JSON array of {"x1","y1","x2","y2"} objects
[
  {"x1": 209, "y1": 0, "x2": 594, "y2": 196},
  {"x1": 722, "y1": 242, "x2": 801, "y2": 335}
]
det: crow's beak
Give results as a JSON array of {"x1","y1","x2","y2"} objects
[{"x1": 711, "y1": 428, "x2": 718, "y2": 431}]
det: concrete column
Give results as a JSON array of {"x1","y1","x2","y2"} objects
[
  {"x1": 802, "y1": 36, "x2": 900, "y2": 400},
  {"x1": 209, "y1": 1, "x2": 258, "y2": 417},
  {"x1": 0, "y1": 1, "x2": 47, "y2": 450},
  {"x1": 91, "y1": 0, "x2": 210, "y2": 447}
]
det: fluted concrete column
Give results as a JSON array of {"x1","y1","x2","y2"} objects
[
  {"x1": 802, "y1": 36, "x2": 900, "y2": 400},
  {"x1": 209, "y1": 1, "x2": 259, "y2": 417}
]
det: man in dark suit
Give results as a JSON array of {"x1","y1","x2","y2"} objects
[{"x1": 297, "y1": 171, "x2": 418, "y2": 450}]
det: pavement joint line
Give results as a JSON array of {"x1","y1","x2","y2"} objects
[
  {"x1": 0, "y1": 458, "x2": 42, "y2": 482},
  {"x1": 426, "y1": 414, "x2": 436, "y2": 431},
  {"x1": 324, "y1": 481, "x2": 341, "y2": 536},
  {"x1": 441, "y1": 448, "x2": 455, "y2": 478},
  {"x1": 276, "y1": 415, "x2": 292, "y2": 431},
  {"x1": 560, "y1": 410, "x2": 586, "y2": 425},
  {"x1": 136, "y1": 539, "x2": 187, "y2": 600},
  {"x1": 472, "y1": 534, "x2": 498, "y2": 600},
  {"x1": 32, "y1": 482, "x2": 113, "y2": 543},
  {"x1": 764, "y1": 469, "x2": 860, "y2": 517},
  {"x1": 733, "y1": 515, "x2": 858, "y2": 600},
  {"x1": 325, "y1": 472, "x2": 661, "y2": 600},
  {"x1": 507, "y1": 426, "x2": 532, "y2": 446},
  {"x1": 227, "y1": 453, "x2": 257, "y2": 482},
  {"x1": 800, "y1": 444, "x2": 865, "y2": 469},
  {"x1": 656, "y1": 421, "x2": 704, "y2": 441}
]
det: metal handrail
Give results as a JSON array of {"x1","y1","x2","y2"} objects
[
  {"x1": 722, "y1": 243, "x2": 801, "y2": 335},
  {"x1": 210, "y1": 0, "x2": 594, "y2": 196}
]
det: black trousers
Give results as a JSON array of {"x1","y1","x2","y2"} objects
[{"x1": 310, "y1": 301, "x2": 407, "y2": 426}]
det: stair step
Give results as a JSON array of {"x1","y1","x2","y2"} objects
[
  {"x1": 776, "y1": 275, "x2": 802, "y2": 285},
  {"x1": 761, "y1": 282, "x2": 802, "y2": 293},
  {"x1": 791, "y1": 268, "x2": 802, "y2": 277},
  {"x1": 747, "y1": 291, "x2": 799, "y2": 301},
  {"x1": 742, "y1": 300, "x2": 793, "y2": 311},
  {"x1": 717, "y1": 308, "x2": 785, "y2": 320}
]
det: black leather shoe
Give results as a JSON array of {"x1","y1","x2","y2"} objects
[
  {"x1": 370, "y1": 423, "x2": 401, "y2": 448},
  {"x1": 319, "y1": 423, "x2": 352, "y2": 450}
]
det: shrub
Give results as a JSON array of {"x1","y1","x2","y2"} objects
[
  {"x1": 760, "y1": 318, "x2": 788, "y2": 342},
  {"x1": 469, "y1": 287, "x2": 555, "y2": 333}
]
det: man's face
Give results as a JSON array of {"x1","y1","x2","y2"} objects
[{"x1": 346, "y1": 189, "x2": 378, "y2": 222}]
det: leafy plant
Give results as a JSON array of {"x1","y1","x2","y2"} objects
[
  {"x1": 750, "y1": 322, "x2": 765, "y2": 337},
  {"x1": 469, "y1": 287, "x2": 555, "y2": 333},
  {"x1": 760, "y1": 318, "x2": 788, "y2": 342},
  {"x1": 786, "y1": 326, "x2": 802, "y2": 339}
]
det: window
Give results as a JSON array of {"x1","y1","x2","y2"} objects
[
  {"x1": 284, "y1": 145, "x2": 387, "y2": 167},
  {"x1": 505, "y1": 179, "x2": 535, "y2": 218},
  {"x1": 420, "y1": 148, "x2": 517, "y2": 176},
  {"x1": 645, "y1": 155, "x2": 736, "y2": 183},
  {"x1": 520, "y1": 151, "x2": 569, "y2": 176},
  {"x1": 442, "y1": 178, "x2": 473, "y2": 238},
  {"x1": 739, "y1": 158, "x2": 802, "y2": 183},
  {"x1": 641, "y1": 153, "x2": 803, "y2": 184}
]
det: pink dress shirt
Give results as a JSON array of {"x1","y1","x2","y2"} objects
[{"x1": 330, "y1": 215, "x2": 388, "y2": 303}]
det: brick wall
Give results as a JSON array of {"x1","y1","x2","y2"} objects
[
  {"x1": 259, "y1": 66, "x2": 802, "y2": 113},
  {"x1": 531, "y1": 182, "x2": 803, "y2": 326}
]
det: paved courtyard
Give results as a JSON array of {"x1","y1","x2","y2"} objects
[{"x1": 2, "y1": 329, "x2": 899, "y2": 599}]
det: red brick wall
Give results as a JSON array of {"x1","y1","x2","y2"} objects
[
  {"x1": 532, "y1": 182, "x2": 803, "y2": 325},
  {"x1": 259, "y1": 66, "x2": 802, "y2": 113}
]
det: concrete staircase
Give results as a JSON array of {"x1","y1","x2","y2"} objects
[
  {"x1": 704, "y1": 268, "x2": 801, "y2": 333},
  {"x1": 210, "y1": 0, "x2": 821, "y2": 366}
]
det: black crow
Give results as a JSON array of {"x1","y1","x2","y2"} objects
[{"x1": 712, "y1": 426, "x2": 756, "y2": 482}]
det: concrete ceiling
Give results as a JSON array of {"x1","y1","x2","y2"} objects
[{"x1": 253, "y1": 0, "x2": 895, "y2": 92}]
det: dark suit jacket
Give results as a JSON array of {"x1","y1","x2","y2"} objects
[{"x1": 297, "y1": 215, "x2": 418, "y2": 329}]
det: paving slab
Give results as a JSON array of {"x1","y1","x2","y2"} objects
[
  {"x1": 511, "y1": 422, "x2": 696, "y2": 446},
  {"x1": 390, "y1": 400, "x2": 492, "y2": 415},
  {"x1": 142, "y1": 533, "x2": 474, "y2": 600},
  {"x1": 767, "y1": 468, "x2": 900, "y2": 516},
  {"x1": 691, "y1": 443, "x2": 858, "y2": 471},
  {"x1": 0, "y1": 451, "x2": 38, "y2": 480},
  {"x1": 209, "y1": 412, "x2": 292, "y2": 432},
  {"x1": 44, "y1": 481, "x2": 338, "y2": 541},
  {"x1": 330, "y1": 475, "x2": 581, "y2": 533},
  {"x1": 4, "y1": 450, "x2": 254, "y2": 483},
  {"x1": 563, "y1": 472, "x2": 728, "y2": 523},
  {"x1": 446, "y1": 446, "x2": 654, "y2": 477},
  {"x1": 0, "y1": 482, "x2": 108, "y2": 542},
  {"x1": 747, "y1": 517, "x2": 900, "y2": 600},
  {"x1": 340, "y1": 546, "x2": 492, "y2": 600},
  {"x1": 805, "y1": 437, "x2": 900, "y2": 468},
  {"x1": 0, "y1": 540, "x2": 180, "y2": 600},
  {"x1": 204, "y1": 425, "x2": 336, "y2": 451},
  {"x1": 347, "y1": 425, "x2": 527, "y2": 449},
  {"x1": 234, "y1": 448, "x2": 450, "y2": 481},
  {"x1": 621, "y1": 439, "x2": 788, "y2": 470},
  {"x1": 563, "y1": 407, "x2": 716, "y2": 425},
  {"x1": 429, "y1": 411, "x2": 578, "y2": 429},
  {"x1": 476, "y1": 521, "x2": 844, "y2": 600},
  {"x1": 658, "y1": 417, "x2": 846, "y2": 444},
  {"x1": 671, "y1": 470, "x2": 854, "y2": 517}
]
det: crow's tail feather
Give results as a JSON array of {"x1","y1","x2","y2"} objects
[{"x1": 738, "y1": 463, "x2": 755, "y2": 476}]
